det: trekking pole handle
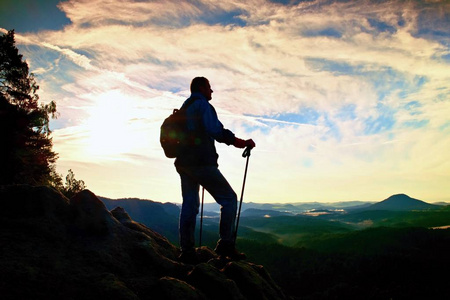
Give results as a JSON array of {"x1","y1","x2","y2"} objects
[{"x1": 242, "y1": 146, "x2": 252, "y2": 158}]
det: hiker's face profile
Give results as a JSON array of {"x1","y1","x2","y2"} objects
[{"x1": 199, "y1": 82, "x2": 213, "y2": 101}]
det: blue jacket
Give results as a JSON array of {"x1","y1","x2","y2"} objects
[{"x1": 175, "y1": 92, "x2": 235, "y2": 166}]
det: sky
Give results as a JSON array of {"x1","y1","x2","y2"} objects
[{"x1": 1, "y1": 0, "x2": 449, "y2": 204}]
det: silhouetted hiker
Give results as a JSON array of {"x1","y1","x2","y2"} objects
[{"x1": 175, "y1": 77, "x2": 255, "y2": 264}]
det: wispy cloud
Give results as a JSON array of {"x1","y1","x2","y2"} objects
[{"x1": 6, "y1": 0, "x2": 449, "y2": 202}]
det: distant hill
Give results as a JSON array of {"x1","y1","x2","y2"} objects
[
  {"x1": 363, "y1": 194, "x2": 440, "y2": 211},
  {"x1": 99, "y1": 197, "x2": 180, "y2": 242}
]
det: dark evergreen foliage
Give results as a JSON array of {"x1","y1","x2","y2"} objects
[
  {"x1": 0, "y1": 30, "x2": 58, "y2": 185},
  {"x1": 60, "y1": 169, "x2": 87, "y2": 198}
]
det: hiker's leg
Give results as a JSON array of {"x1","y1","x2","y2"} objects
[
  {"x1": 177, "y1": 167, "x2": 200, "y2": 252},
  {"x1": 177, "y1": 166, "x2": 237, "y2": 245},
  {"x1": 197, "y1": 167, "x2": 246, "y2": 259},
  {"x1": 196, "y1": 166, "x2": 237, "y2": 244}
]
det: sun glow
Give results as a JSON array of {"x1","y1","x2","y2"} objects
[{"x1": 84, "y1": 90, "x2": 145, "y2": 158}]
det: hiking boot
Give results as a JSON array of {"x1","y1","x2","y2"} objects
[
  {"x1": 214, "y1": 242, "x2": 247, "y2": 261},
  {"x1": 178, "y1": 249, "x2": 198, "y2": 265}
]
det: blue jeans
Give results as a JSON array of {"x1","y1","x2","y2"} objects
[{"x1": 176, "y1": 165, "x2": 237, "y2": 252}]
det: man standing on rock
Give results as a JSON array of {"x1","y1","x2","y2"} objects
[{"x1": 175, "y1": 77, "x2": 255, "y2": 264}]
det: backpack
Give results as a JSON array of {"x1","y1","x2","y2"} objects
[{"x1": 160, "y1": 97, "x2": 197, "y2": 158}]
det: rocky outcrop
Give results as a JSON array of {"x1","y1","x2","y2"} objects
[{"x1": 0, "y1": 185, "x2": 289, "y2": 300}]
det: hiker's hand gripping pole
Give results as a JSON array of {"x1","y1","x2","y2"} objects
[{"x1": 234, "y1": 146, "x2": 252, "y2": 242}]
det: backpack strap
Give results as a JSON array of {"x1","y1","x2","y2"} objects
[{"x1": 180, "y1": 96, "x2": 204, "y2": 135}]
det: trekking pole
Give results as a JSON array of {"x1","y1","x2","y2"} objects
[
  {"x1": 234, "y1": 146, "x2": 252, "y2": 242},
  {"x1": 199, "y1": 186, "x2": 205, "y2": 247}
]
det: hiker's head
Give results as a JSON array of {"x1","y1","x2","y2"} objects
[{"x1": 191, "y1": 77, "x2": 213, "y2": 100}]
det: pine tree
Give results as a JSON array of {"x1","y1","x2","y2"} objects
[
  {"x1": 62, "y1": 169, "x2": 87, "y2": 198},
  {"x1": 0, "y1": 30, "x2": 59, "y2": 185}
]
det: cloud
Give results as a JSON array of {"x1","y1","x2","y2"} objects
[
  {"x1": 9, "y1": 0, "x2": 450, "y2": 202},
  {"x1": 40, "y1": 42, "x2": 94, "y2": 70}
]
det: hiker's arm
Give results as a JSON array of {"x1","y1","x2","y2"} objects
[{"x1": 201, "y1": 103, "x2": 235, "y2": 145}]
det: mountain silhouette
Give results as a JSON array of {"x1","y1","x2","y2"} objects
[
  {"x1": 100, "y1": 196, "x2": 180, "y2": 242},
  {"x1": 364, "y1": 194, "x2": 439, "y2": 211}
]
